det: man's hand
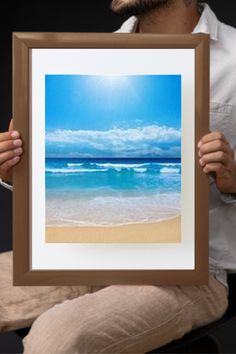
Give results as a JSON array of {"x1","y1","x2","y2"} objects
[
  {"x1": 0, "y1": 119, "x2": 23, "y2": 184},
  {"x1": 198, "y1": 132, "x2": 236, "y2": 194}
]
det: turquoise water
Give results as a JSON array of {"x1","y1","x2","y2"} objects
[{"x1": 46, "y1": 158, "x2": 181, "y2": 226}]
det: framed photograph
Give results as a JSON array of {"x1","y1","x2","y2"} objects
[{"x1": 13, "y1": 32, "x2": 209, "y2": 286}]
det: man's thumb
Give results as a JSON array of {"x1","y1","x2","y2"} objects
[{"x1": 8, "y1": 118, "x2": 14, "y2": 131}]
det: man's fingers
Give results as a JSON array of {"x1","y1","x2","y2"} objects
[
  {"x1": 198, "y1": 139, "x2": 229, "y2": 157},
  {"x1": 0, "y1": 156, "x2": 20, "y2": 172},
  {"x1": 0, "y1": 120, "x2": 22, "y2": 182},
  {"x1": 202, "y1": 162, "x2": 225, "y2": 174},
  {"x1": 0, "y1": 148, "x2": 23, "y2": 165},
  {"x1": 198, "y1": 131, "x2": 229, "y2": 146},
  {"x1": 199, "y1": 151, "x2": 228, "y2": 167},
  {"x1": 0, "y1": 139, "x2": 22, "y2": 153},
  {"x1": 0, "y1": 130, "x2": 20, "y2": 142}
]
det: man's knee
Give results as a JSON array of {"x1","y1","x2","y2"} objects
[
  {"x1": 22, "y1": 304, "x2": 70, "y2": 353},
  {"x1": 22, "y1": 303, "x2": 104, "y2": 354}
]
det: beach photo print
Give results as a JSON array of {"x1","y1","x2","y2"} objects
[
  {"x1": 45, "y1": 74, "x2": 182, "y2": 243},
  {"x1": 13, "y1": 33, "x2": 210, "y2": 284}
]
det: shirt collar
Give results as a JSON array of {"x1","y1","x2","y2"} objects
[
  {"x1": 116, "y1": 2, "x2": 219, "y2": 41},
  {"x1": 193, "y1": 3, "x2": 219, "y2": 40}
]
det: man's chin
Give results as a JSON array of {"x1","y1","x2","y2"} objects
[{"x1": 110, "y1": 0, "x2": 173, "y2": 17}]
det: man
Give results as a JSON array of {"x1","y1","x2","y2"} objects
[{"x1": 0, "y1": 1, "x2": 235, "y2": 353}]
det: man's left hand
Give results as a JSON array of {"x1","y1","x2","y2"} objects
[{"x1": 198, "y1": 132, "x2": 236, "y2": 194}]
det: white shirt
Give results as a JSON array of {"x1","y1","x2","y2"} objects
[
  {"x1": 0, "y1": 178, "x2": 13, "y2": 191},
  {"x1": 1, "y1": 3, "x2": 235, "y2": 291},
  {"x1": 115, "y1": 2, "x2": 236, "y2": 292}
]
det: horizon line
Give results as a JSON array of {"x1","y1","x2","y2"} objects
[{"x1": 45, "y1": 156, "x2": 181, "y2": 159}]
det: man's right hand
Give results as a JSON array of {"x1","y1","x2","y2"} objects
[{"x1": 0, "y1": 119, "x2": 23, "y2": 184}]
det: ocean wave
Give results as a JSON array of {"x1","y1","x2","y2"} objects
[
  {"x1": 67, "y1": 163, "x2": 83, "y2": 167},
  {"x1": 158, "y1": 163, "x2": 181, "y2": 166},
  {"x1": 133, "y1": 168, "x2": 147, "y2": 173},
  {"x1": 46, "y1": 168, "x2": 108, "y2": 174},
  {"x1": 46, "y1": 161, "x2": 181, "y2": 175},
  {"x1": 46, "y1": 165, "x2": 181, "y2": 174},
  {"x1": 46, "y1": 167, "x2": 149, "y2": 174},
  {"x1": 46, "y1": 193, "x2": 181, "y2": 226},
  {"x1": 96, "y1": 163, "x2": 148, "y2": 169},
  {"x1": 160, "y1": 168, "x2": 180, "y2": 174},
  {"x1": 46, "y1": 215, "x2": 181, "y2": 228}
]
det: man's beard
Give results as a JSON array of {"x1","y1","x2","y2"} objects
[{"x1": 110, "y1": 0, "x2": 174, "y2": 17}]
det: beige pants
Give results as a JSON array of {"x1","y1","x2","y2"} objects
[{"x1": 23, "y1": 274, "x2": 228, "y2": 354}]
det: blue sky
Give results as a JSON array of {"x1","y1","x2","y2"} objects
[{"x1": 45, "y1": 75, "x2": 181, "y2": 158}]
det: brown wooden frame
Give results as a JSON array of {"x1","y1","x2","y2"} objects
[{"x1": 13, "y1": 32, "x2": 210, "y2": 286}]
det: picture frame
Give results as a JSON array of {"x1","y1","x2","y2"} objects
[{"x1": 13, "y1": 32, "x2": 210, "y2": 286}]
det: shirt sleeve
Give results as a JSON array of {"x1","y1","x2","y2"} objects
[{"x1": 0, "y1": 178, "x2": 13, "y2": 192}]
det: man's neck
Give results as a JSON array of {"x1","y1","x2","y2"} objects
[{"x1": 136, "y1": 0, "x2": 200, "y2": 34}]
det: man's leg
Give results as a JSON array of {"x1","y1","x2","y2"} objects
[
  {"x1": 23, "y1": 274, "x2": 228, "y2": 354},
  {"x1": 0, "y1": 251, "x2": 93, "y2": 333}
]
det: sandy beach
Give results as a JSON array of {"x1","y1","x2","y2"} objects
[{"x1": 46, "y1": 215, "x2": 181, "y2": 243}]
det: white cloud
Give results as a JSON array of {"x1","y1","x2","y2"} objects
[
  {"x1": 46, "y1": 125, "x2": 181, "y2": 157},
  {"x1": 46, "y1": 125, "x2": 180, "y2": 144}
]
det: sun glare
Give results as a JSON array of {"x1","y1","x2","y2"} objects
[
  {"x1": 84, "y1": 75, "x2": 137, "y2": 108},
  {"x1": 87, "y1": 75, "x2": 132, "y2": 90},
  {"x1": 99, "y1": 75, "x2": 129, "y2": 86}
]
